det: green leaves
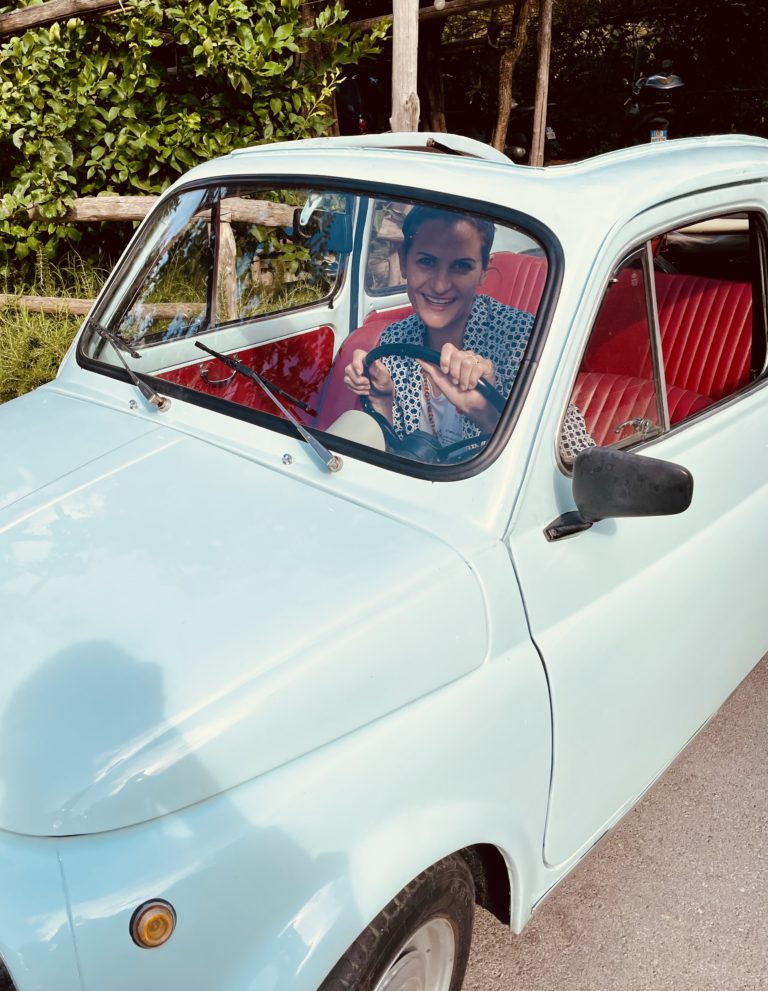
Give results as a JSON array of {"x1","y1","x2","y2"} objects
[{"x1": 0, "y1": 0, "x2": 384, "y2": 277}]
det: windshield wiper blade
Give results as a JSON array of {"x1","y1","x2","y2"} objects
[
  {"x1": 90, "y1": 322, "x2": 171, "y2": 412},
  {"x1": 194, "y1": 341, "x2": 342, "y2": 473}
]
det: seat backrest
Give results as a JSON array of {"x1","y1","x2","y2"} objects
[
  {"x1": 314, "y1": 252, "x2": 547, "y2": 431},
  {"x1": 655, "y1": 273, "x2": 752, "y2": 401},
  {"x1": 480, "y1": 251, "x2": 547, "y2": 312},
  {"x1": 581, "y1": 269, "x2": 753, "y2": 403}
]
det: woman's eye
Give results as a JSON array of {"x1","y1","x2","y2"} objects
[
  {"x1": 454, "y1": 261, "x2": 473, "y2": 273},
  {"x1": 417, "y1": 256, "x2": 435, "y2": 267}
]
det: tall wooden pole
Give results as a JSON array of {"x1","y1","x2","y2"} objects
[
  {"x1": 529, "y1": 0, "x2": 553, "y2": 166},
  {"x1": 390, "y1": 0, "x2": 420, "y2": 132}
]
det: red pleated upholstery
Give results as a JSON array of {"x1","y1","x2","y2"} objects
[
  {"x1": 581, "y1": 271, "x2": 753, "y2": 409},
  {"x1": 480, "y1": 252, "x2": 547, "y2": 312},
  {"x1": 317, "y1": 251, "x2": 752, "y2": 442},
  {"x1": 656, "y1": 275, "x2": 752, "y2": 401},
  {"x1": 572, "y1": 372, "x2": 712, "y2": 447}
]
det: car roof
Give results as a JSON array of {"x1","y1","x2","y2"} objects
[{"x1": 170, "y1": 133, "x2": 768, "y2": 247}]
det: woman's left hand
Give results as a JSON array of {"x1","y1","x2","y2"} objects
[{"x1": 419, "y1": 343, "x2": 501, "y2": 431}]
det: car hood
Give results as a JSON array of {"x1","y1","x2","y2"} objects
[{"x1": 0, "y1": 390, "x2": 488, "y2": 836}]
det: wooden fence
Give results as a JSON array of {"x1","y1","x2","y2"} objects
[
  {"x1": 1, "y1": 196, "x2": 156, "y2": 317},
  {"x1": 2, "y1": 193, "x2": 307, "y2": 319}
]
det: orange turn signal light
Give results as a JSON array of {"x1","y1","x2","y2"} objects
[{"x1": 130, "y1": 900, "x2": 177, "y2": 948}]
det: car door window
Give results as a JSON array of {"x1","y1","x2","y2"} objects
[
  {"x1": 561, "y1": 211, "x2": 766, "y2": 465},
  {"x1": 653, "y1": 213, "x2": 759, "y2": 421},
  {"x1": 564, "y1": 247, "x2": 666, "y2": 460}
]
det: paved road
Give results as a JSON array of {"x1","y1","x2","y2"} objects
[{"x1": 464, "y1": 657, "x2": 768, "y2": 991}]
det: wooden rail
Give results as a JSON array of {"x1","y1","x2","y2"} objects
[
  {"x1": 0, "y1": 0, "x2": 508, "y2": 39},
  {"x1": 0, "y1": 0, "x2": 120, "y2": 36},
  {"x1": 0, "y1": 294, "x2": 209, "y2": 318},
  {"x1": 10, "y1": 194, "x2": 298, "y2": 318},
  {"x1": 27, "y1": 195, "x2": 295, "y2": 226},
  {"x1": 0, "y1": 294, "x2": 94, "y2": 316}
]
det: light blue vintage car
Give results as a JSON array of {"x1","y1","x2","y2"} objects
[{"x1": 2, "y1": 131, "x2": 767, "y2": 991}]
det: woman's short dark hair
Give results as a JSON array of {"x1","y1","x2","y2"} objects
[{"x1": 401, "y1": 206, "x2": 495, "y2": 268}]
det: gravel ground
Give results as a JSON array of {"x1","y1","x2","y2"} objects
[{"x1": 464, "y1": 657, "x2": 768, "y2": 991}]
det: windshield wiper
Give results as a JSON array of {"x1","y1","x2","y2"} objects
[
  {"x1": 194, "y1": 341, "x2": 342, "y2": 473},
  {"x1": 90, "y1": 322, "x2": 171, "y2": 412}
]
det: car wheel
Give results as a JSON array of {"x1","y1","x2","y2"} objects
[{"x1": 320, "y1": 854, "x2": 475, "y2": 991}]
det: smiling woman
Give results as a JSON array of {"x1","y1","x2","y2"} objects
[{"x1": 345, "y1": 206, "x2": 534, "y2": 455}]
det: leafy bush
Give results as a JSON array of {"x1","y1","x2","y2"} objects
[{"x1": 0, "y1": 0, "x2": 385, "y2": 276}]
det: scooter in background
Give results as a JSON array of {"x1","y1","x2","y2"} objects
[
  {"x1": 624, "y1": 70, "x2": 684, "y2": 143},
  {"x1": 504, "y1": 101, "x2": 559, "y2": 164}
]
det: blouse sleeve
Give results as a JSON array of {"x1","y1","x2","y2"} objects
[{"x1": 559, "y1": 403, "x2": 595, "y2": 465}]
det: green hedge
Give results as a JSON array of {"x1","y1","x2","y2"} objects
[{"x1": 0, "y1": 0, "x2": 385, "y2": 276}]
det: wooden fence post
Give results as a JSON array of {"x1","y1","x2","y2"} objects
[
  {"x1": 390, "y1": 0, "x2": 420, "y2": 132},
  {"x1": 529, "y1": 0, "x2": 553, "y2": 166}
]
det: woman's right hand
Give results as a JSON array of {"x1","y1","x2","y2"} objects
[
  {"x1": 343, "y1": 349, "x2": 394, "y2": 399},
  {"x1": 343, "y1": 349, "x2": 394, "y2": 421}
]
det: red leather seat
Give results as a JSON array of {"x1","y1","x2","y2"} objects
[
  {"x1": 317, "y1": 254, "x2": 752, "y2": 446},
  {"x1": 314, "y1": 252, "x2": 547, "y2": 431},
  {"x1": 581, "y1": 270, "x2": 753, "y2": 425},
  {"x1": 572, "y1": 372, "x2": 712, "y2": 447},
  {"x1": 656, "y1": 274, "x2": 752, "y2": 401}
]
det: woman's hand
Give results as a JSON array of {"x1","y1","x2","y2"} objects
[
  {"x1": 343, "y1": 349, "x2": 395, "y2": 419},
  {"x1": 420, "y1": 342, "x2": 500, "y2": 432}
]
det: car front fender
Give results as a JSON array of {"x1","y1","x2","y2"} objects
[{"x1": 51, "y1": 629, "x2": 550, "y2": 991}]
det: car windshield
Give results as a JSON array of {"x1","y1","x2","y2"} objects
[{"x1": 80, "y1": 182, "x2": 549, "y2": 474}]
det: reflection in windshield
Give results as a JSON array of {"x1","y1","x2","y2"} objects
[{"x1": 82, "y1": 186, "x2": 549, "y2": 471}]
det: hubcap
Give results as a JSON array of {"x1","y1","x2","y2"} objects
[{"x1": 373, "y1": 917, "x2": 456, "y2": 991}]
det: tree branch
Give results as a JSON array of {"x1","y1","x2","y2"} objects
[{"x1": 350, "y1": 0, "x2": 510, "y2": 34}]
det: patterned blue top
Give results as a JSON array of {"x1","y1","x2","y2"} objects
[{"x1": 379, "y1": 294, "x2": 535, "y2": 441}]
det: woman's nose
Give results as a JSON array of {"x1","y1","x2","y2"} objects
[{"x1": 429, "y1": 267, "x2": 452, "y2": 293}]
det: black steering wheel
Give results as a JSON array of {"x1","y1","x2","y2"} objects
[{"x1": 360, "y1": 342, "x2": 506, "y2": 464}]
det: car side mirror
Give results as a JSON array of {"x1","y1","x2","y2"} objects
[{"x1": 573, "y1": 446, "x2": 693, "y2": 523}]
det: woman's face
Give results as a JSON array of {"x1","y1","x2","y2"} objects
[{"x1": 401, "y1": 218, "x2": 487, "y2": 342}]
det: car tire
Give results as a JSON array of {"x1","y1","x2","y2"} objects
[{"x1": 320, "y1": 854, "x2": 475, "y2": 991}]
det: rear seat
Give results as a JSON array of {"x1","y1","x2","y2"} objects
[
  {"x1": 577, "y1": 269, "x2": 753, "y2": 441},
  {"x1": 571, "y1": 372, "x2": 712, "y2": 447}
]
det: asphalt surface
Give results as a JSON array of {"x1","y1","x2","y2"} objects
[{"x1": 464, "y1": 657, "x2": 768, "y2": 991}]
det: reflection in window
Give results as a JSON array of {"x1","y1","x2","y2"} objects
[
  {"x1": 83, "y1": 188, "x2": 551, "y2": 473},
  {"x1": 217, "y1": 190, "x2": 348, "y2": 325},
  {"x1": 103, "y1": 187, "x2": 349, "y2": 350}
]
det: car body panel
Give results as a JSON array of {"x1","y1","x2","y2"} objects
[
  {"x1": 3, "y1": 133, "x2": 768, "y2": 989},
  {"x1": 0, "y1": 394, "x2": 492, "y2": 837},
  {"x1": 0, "y1": 543, "x2": 551, "y2": 991}
]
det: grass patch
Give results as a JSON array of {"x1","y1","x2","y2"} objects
[{"x1": 0, "y1": 258, "x2": 107, "y2": 404}]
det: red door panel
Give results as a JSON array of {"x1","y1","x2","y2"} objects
[{"x1": 158, "y1": 326, "x2": 335, "y2": 425}]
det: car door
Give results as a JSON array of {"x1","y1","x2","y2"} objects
[{"x1": 508, "y1": 189, "x2": 768, "y2": 868}]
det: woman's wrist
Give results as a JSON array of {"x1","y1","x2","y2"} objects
[
  {"x1": 465, "y1": 398, "x2": 500, "y2": 433},
  {"x1": 369, "y1": 393, "x2": 394, "y2": 422}
]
